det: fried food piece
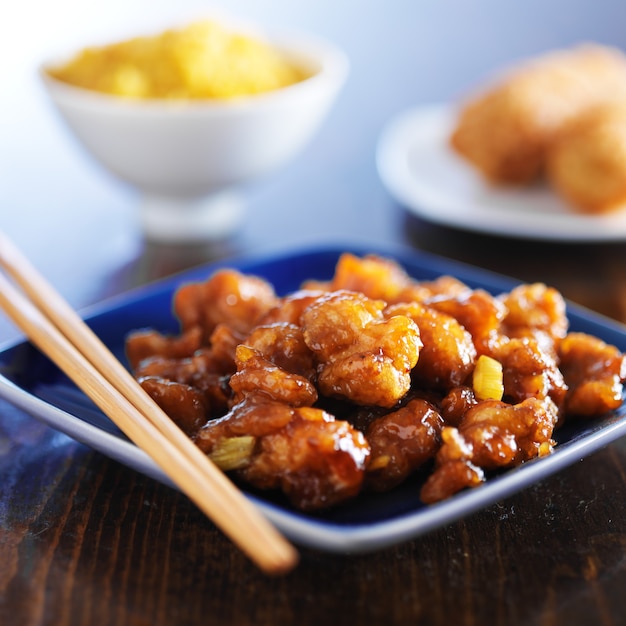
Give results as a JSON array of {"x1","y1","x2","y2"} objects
[
  {"x1": 499, "y1": 283, "x2": 569, "y2": 347},
  {"x1": 242, "y1": 322, "x2": 317, "y2": 382},
  {"x1": 421, "y1": 397, "x2": 558, "y2": 503},
  {"x1": 558, "y1": 332, "x2": 626, "y2": 417},
  {"x1": 195, "y1": 397, "x2": 370, "y2": 510},
  {"x1": 125, "y1": 326, "x2": 204, "y2": 370},
  {"x1": 138, "y1": 376, "x2": 209, "y2": 436},
  {"x1": 133, "y1": 348, "x2": 233, "y2": 416},
  {"x1": 464, "y1": 397, "x2": 559, "y2": 465},
  {"x1": 229, "y1": 344, "x2": 318, "y2": 407},
  {"x1": 321, "y1": 253, "x2": 416, "y2": 302},
  {"x1": 205, "y1": 323, "x2": 246, "y2": 373},
  {"x1": 427, "y1": 289, "x2": 507, "y2": 355},
  {"x1": 308, "y1": 253, "x2": 472, "y2": 305},
  {"x1": 419, "y1": 428, "x2": 485, "y2": 504},
  {"x1": 491, "y1": 337, "x2": 568, "y2": 411},
  {"x1": 302, "y1": 291, "x2": 422, "y2": 407},
  {"x1": 194, "y1": 328, "x2": 367, "y2": 509},
  {"x1": 257, "y1": 289, "x2": 327, "y2": 326},
  {"x1": 387, "y1": 302, "x2": 476, "y2": 390},
  {"x1": 450, "y1": 44, "x2": 626, "y2": 184},
  {"x1": 440, "y1": 386, "x2": 478, "y2": 427},
  {"x1": 365, "y1": 398, "x2": 443, "y2": 491},
  {"x1": 546, "y1": 102, "x2": 626, "y2": 213},
  {"x1": 174, "y1": 269, "x2": 279, "y2": 341}
]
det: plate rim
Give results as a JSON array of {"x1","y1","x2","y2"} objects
[{"x1": 376, "y1": 102, "x2": 626, "y2": 242}]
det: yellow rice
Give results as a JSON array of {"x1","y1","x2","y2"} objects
[{"x1": 47, "y1": 20, "x2": 309, "y2": 100}]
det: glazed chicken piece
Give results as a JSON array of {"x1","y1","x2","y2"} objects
[
  {"x1": 131, "y1": 319, "x2": 254, "y2": 419},
  {"x1": 499, "y1": 283, "x2": 569, "y2": 350},
  {"x1": 242, "y1": 322, "x2": 317, "y2": 382},
  {"x1": 491, "y1": 337, "x2": 568, "y2": 412},
  {"x1": 127, "y1": 321, "x2": 242, "y2": 374},
  {"x1": 419, "y1": 428, "x2": 485, "y2": 504},
  {"x1": 320, "y1": 252, "x2": 418, "y2": 303},
  {"x1": 387, "y1": 301, "x2": 476, "y2": 390},
  {"x1": 229, "y1": 344, "x2": 318, "y2": 407},
  {"x1": 365, "y1": 398, "x2": 444, "y2": 491},
  {"x1": 421, "y1": 397, "x2": 559, "y2": 503},
  {"x1": 133, "y1": 347, "x2": 233, "y2": 417},
  {"x1": 257, "y1": 289, "x2": 327, "y2": 326},
  {"x1": 309, "y1": 252, "x2": 471, "y2": 306},
  {"x1": 126, "y1": 326, "x2": 204, "y2": 370},
  {"x1": 195, "y1": 397, "x2": 370, "y2": 510},
  {"x1": 138, "y1": 376, "x2": 209, "y2": 436},
  {"x1": 439, "y1": 386, "x2": 479, "y2": 427},
  {"x1": 426, "y1": 288, "x2": 507, "y2": 355},
  {"x1": 558, "y1": 332, "x2": 626, "y2": 417},
  {"x1": 193, "y1": 325, "x2": 370, "y2": 510},
  {"x1": 173, "y1": 268, "x2": 280, "y2": 341},
  {"x1": 301, "y1": 290, "x2": 422, "y2": 407},
  {"x1": 228, "y1": 322, "x2": 319, "y2": 408},
  {"x1": 127, "y1": 269, "x2": 282, "y2": 421}
]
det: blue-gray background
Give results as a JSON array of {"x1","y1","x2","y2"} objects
[{"x1": 1, "y1": 0, "x2": 625, "y2": 333}]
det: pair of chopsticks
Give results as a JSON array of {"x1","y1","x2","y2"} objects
[{"x1": 0, "y1": 231, "x2": 298, "y2": 574}]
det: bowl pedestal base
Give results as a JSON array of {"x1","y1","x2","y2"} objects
[{"x1": 140, "y1": 190, "x2": 245, "y2": 242}]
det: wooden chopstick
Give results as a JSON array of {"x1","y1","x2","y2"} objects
[{"x1": 0, "y1": 232, "x2": 298, "y2": 574}]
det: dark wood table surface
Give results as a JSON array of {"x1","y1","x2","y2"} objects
[{"x1": 4, "y1": 2, "x2": 626, "y2": 624}]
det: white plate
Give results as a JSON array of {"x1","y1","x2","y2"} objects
[{"x1": 376, "y1": 103, "x2": 626, "y2": 241}]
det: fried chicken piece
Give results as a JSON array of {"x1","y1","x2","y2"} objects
[
  {"x1": 450, "y1": 44, "x2": 626, "y2": 184},
  {"x1": 440, "y1": 386, "x2": 479, "y2": 427},
  {"x1": 173, "y1": 269, "x2": 280, "y2": 341},
  {"x1": 419, "y1": 428, "x2": 485, "y2": 504},
  {"x1": 195, "y1": 397, "x2": 370, "y2": 510},
  {"x1": 126, "y1": 317, "x2": 247, "y2": 416},
  {"x1": 206, "y1": 323, "x2": 246, "y2": 373},
  {"x1": 229, "y1": 344, "x2": 318, "y2": 407},
  {"x1": 426, "y1": 288, "x2": 507, "y2": 355},
  {"x1": 499, "y1": 283, "x2": 569, "y2": 348},
  {"x1": 421, "y1": 397, "x2": 558, "y2": 503},
  {"x1": 257, "y1": 289, "x2": 327, "y2": 326},
  {"x1": 301, "y1": 291, "x2": 422, "y2": 407},
  {"x1": 546, "y1": 101, "x2": 626, "y2": 213},
  {"x1": 242, "y1": 322, "x2": 317, "y2": 382},
  {"x1": 491, "y1": 337, "x2": 568, "y2": 411},
  {"x1": 463, "y1": 397, "x2": 559, "y2": 464},
  {"x1": 133, "y1": 348, "x2": 232, "y2": 416},
  {"x1": 195, "y1": 334, "x2": 367, "y2": 509},
  {"x1": 558, "y1": 332, "x2": 626, "y2": 417},
  {"x1": 321, "y1": 253, "x2": 416, "y2": 303},
  {"x1": 387, "y1": 301, "x2": 476, "y2": 390},
  {"x1": 138, "y1": 376, "x2": 209, "y2": 436},
  {"x1": 409, "y1": 275, "x2": 472, "y2": 302},
  {"x1": 365, "y1": 398, "x2": 443, "y2": 491},
  {"x1": 125, "y1": 326, "x2": 204, "y2": 370},
  {"x1": 307, "y1": 253, "x2": 472, "y2": 305}
]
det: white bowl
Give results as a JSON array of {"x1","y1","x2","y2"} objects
[{"x1": 40, "y1": 29, "x2": 349, "y2": 242}]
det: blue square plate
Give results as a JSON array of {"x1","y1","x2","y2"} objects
[{"x1": 1, "y1": 244, "x2": 625, "y2": 553}]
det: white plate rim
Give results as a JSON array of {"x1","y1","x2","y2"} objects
[{"x1": 376, "y1": 103, "x2": 626, "y2": 241}]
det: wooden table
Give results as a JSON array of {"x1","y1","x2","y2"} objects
[
  {"x1": 4, "y1": 2, "x2": 626, "y2": 624},
  {"x1": 2, "y1": 211, "x2": 626, "y2": 626}
]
